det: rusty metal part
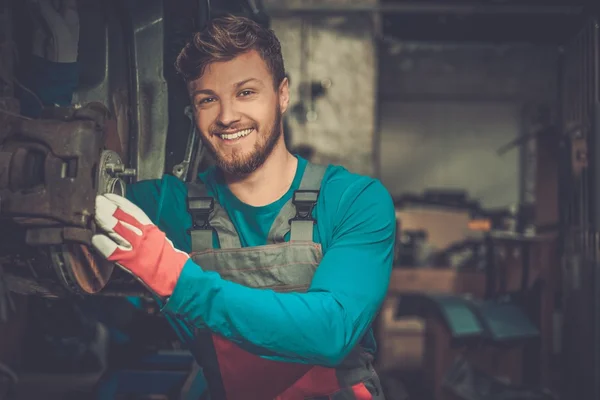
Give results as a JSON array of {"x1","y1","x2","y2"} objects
[
  {"x1": 104, "y1": 162, "x2": 136, "y2": 178},
  {"x1": 0, "y1": 245, "x2": 115, "y2": 297},
  {"x1": 0, "y1": 105, "x2": 106, "y2": 226},
  {"x1": 0, "y1": 221, "x2": 115, "y2": 297},
  {"x1": 98, "y1": 150, "x2": 127, "y2": 197},
  {"x1": 0, "y1": 103, "x2": 125, "y2": 296},
  {"x1": 26, "y1": 227, "x2": 93, "y2": 246},
  {"x1": 50, "y1": 243, "x2": 114, "y2": 295}
]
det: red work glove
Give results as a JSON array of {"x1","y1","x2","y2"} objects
[{"x1": 92, "y1": 193, "x2": 189, "y2": 297}]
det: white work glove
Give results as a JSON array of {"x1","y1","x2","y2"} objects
[
  {"x1": 30, "y1": 0, "x2": 80, "y2": 63},
  {"x1": 92, "y1": 194, "x2": 190, "y2": 297}
]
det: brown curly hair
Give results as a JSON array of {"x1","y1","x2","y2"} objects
[{"x1": 175, "y1": 14, "x2": 286, "y2": 88}]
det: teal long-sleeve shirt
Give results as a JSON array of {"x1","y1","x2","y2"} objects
[{"x1": 126, "y1": 156, "x2": 396, "y2": 367}]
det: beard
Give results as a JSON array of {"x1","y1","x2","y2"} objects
[{"x1": 200, "y1": 104, "x2": 283, "y2": 176}]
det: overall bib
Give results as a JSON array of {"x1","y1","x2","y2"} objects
[{"x1": 185, "y1": 163, "x2": 384, "y2": 400}]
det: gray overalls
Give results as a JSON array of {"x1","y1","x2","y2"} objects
[{"x1": 186, "y1": 162, "x2": 384, "y2": 400}]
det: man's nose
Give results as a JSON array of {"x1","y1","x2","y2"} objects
[{"x1": 217, "y1": 100, "x2": 241, "y2": 126}]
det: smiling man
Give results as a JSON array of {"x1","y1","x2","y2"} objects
[
  {"x1": 190, "y1": 52, "x2": 286, "y2": 178},
  {"x1": 92, "y1": 14, "x2": 395, "y2": 400}
]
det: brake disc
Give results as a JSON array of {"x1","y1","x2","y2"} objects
[
  {"x1": 50, "y1": 243, "x2": 114, "y2": 295},
  {"x1": 49, "y1": 149, "x2": 126, "y2": 295}
]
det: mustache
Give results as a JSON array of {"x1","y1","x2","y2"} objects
[{"x1": 209, "y1": 123, "x2": 257, "y2": 136}]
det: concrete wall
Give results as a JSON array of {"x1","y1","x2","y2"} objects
[
  {"x1": 265, "y1": 2, "x2": 559, "y2": 206},
  {"x1": 266, "y1": 0, "x2": 378, "y2": 176},
  {"x1": 378, "y1": 41, "x2": 559, "y2": 208}
]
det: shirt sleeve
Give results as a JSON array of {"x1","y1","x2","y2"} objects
[{"x1": 161, "y1": 178, "x2": 396, "y2": 366}]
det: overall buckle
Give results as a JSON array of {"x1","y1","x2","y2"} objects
[
  {"x1": 187, "y1": 196, "x2": 214, "y2": 230},
  {"x1": 289, "y1": 190, "x2": 319, "y2": 224}
]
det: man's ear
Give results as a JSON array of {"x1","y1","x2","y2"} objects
[{"x1": 278, "y1": 77, "x2": 290, "y2": 114}]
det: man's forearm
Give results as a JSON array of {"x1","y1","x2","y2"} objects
[{"x1": 162, "y1": 259, "x2": 381, "y2": 366}]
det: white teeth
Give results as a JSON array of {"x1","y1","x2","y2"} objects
[{"x1": 220, "y1": 128, "x2": 253, "y2": 140}]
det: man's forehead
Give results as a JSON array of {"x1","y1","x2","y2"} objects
[{"x1": 188, "y1": 50, "x2": 271, "y2": 92}]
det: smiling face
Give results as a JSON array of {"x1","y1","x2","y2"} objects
[{"x1": 189, "y1": 50, "x2": 289, "y2": 176}]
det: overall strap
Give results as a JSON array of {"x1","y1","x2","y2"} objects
[
  {"x1": 186, "y1": 181, "x2": 241, "y2": 251},
  {"x1": 267, "y1": 163, "x2": 328, "y2": 243}
]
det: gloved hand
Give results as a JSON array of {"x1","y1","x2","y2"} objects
[{"x1": 92, "y1": 194, "x2": 189, "y2": 297}]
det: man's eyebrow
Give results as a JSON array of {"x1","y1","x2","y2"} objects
[
  {"x1": 190, "y1": 78, "x2": 263, "y2": 97},
  {"x1": 234, "y1": 78, "x2": 263, "y2": 88},
  {"x1": 190, "y1": 88, "x2": 216, "y2": 97}
]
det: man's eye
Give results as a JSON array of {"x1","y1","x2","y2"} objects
[
  {"x1": 198, "y1": 97, "x2": 215, "y2": 105},
  {"x1": 239, "y1": 90, "x2": 254, "y2": 97}
]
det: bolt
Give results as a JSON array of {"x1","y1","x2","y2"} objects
[{"x1": 105, "y1": 163, "x2": 136, "y2": 177}]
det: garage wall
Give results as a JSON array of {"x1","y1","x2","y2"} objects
[
  {"x1": 380, "y1": 100, "x2": 522, "y2": 208},
  {"x1": 266, "y1": 0, "x2": 378, "y2": 176},
  {"x1": 378, "y1": 41, "x2": 559, "y2": 208},
  {"x1": 264, "y1": 2, "x2": 559, "y2": 204}
]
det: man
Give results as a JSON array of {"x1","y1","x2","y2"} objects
[{"x1": 92, "y1": 14, "x2": 395, "y2": 400}]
